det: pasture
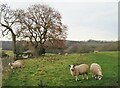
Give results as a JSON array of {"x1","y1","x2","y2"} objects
[{"x1": 2, "y1": 51, "x2": 118, "y2": 87}]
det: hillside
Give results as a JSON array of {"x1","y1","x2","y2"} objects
[{"x1": 2, "y1": 51, "x2": 118, "y2": 86}]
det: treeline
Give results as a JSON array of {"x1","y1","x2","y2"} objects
[
  {"x1": 63, "y1": 40, "x2": 118, "y2": 53},
  {"x1": 1, "y1": 40, "x2": 118, "y2": 54}
]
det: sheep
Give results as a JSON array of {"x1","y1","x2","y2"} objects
[
  {"x1": 8, "y1": 60, "x2": 23, "y2": 70},
  {"x1": 90, "y1": 63, "x2": 103, "y2": 80},
  {"x1": 69, "y1": 64, "x2": 89, "y2": 81}
]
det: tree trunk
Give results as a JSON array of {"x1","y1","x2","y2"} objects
[
  {"x1": 39, "y1": 44, "x2": 46, "y2": 56},
  {"x1": 12, "y1": 34, "x2": 17, "y2": 60},
  {"x1": 34, "y1": 46, "x2": 39, "y2": 57},
  {"x1": 33, "y1": 44, "x2": 46, "y2": 57}
]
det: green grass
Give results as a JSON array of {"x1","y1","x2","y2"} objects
[
  {"x1": 2, "y1": 51, "x2": 118, "y2": 87},
  {"x1": 4, "y1": 50, "x2": 13, "y2": 56}
]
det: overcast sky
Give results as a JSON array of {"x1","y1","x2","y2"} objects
[{"x1": 0, "y1": 0, "x2": 119, "y2": 41}]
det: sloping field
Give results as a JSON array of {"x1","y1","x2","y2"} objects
[{"x1": 2, "y1": 51, "x2": 118, "y2": 87}]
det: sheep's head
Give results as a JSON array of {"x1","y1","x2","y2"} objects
[
  {"x1": 69, "y1": 65, "x2": 76, "y2": 71},
  {"x1": 8, "y1": 63, "x2": 11, "y2": 66},
  {"x1": 8, "y1": 62, "x2": 14, "y2": 67},
  {"x1": 97, "y1": 75, "x2": 103, "y2": 80},
  {"x1": 97, "y1": 69, "x2": 103, "y2": 80},
  {"x1": 8, "y1": 63, "x2": 13, "y2": 69}
]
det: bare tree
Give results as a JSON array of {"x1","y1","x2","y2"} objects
[
  {"x1": 17, "y1": 4, "x2": 67, "y2": 56},
  {"x1": 0, "y1": 4, "x2": 21, "y2": 59}
]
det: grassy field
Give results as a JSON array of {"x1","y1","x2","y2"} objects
[{"x1": 2, "y1": 51, "x2": 118, "y2": 87}]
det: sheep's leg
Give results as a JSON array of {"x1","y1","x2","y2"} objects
[
  {"x1": 19, "y1": 66, "x2": 22, "y2": 71},
  {"x1": 75, "y1": 76, "x2": 79, "y2": 81},
  {"x1": 12, "y1": 70, "x2": 15, "y2": 72},
  {"x1": 12, "y1": 68, "x2": 15, "y2": 72},
  {"x1": 95, "y1": 76, "x2": 97, "y2": 80},
  {"x1": 85, "y1": 73, "x2": 88, "y2": 80},
  {"x1": 82, "y1": 74, "x2": 85, "y2": 80},
  {"x1": 92, "y1": 74, "x2": 94, "y2": 78}
]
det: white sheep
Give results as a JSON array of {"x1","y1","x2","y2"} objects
[
  {"x1": 8, "y1": 60, "x2": 23, "y2": 69},
  {"x1": 69, "y1": 64, "x2": 89, "y2": 81},
  {"x1": 90, "y1": 63, "x2": 103, "y2": 80}
]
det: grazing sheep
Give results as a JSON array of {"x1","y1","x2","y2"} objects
[
  {"x1": 8, "y1": 60, "x2": 23, "y2": 69},
  {"x1": 90, "y1": 63, "x2": 103, "y2": 80},
  {"x1": 69, "y1": 64, "x2": 89, "y2": 81}
]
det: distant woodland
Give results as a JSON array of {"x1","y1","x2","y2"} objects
[{"x1": 1, "y1": 39, "x2": 118, "y2": 54}]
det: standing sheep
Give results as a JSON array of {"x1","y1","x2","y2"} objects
[
  {"x1": 8, "y1": 60, "x2": 23, "y2": 69},
  {"x1": 69, "y1": 64, "x2": 89, "y2": 81},
  {"x1": 90, "y1": 63, "x2": 103, "y2": 80}
]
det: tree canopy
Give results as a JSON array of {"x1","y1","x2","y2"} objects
[{"x1": 0, "y1": 4, "x2": 67, "y2": 57}]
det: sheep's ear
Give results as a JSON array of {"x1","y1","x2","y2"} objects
[
  {"x1": 73, "y1": 65, "x2": 76, "y2": 67},
  {"x1": 8, "y1": 63, "x2": 11, "y2": 66},
  {"x1": 69, "y1": 65, "x2": 71, "y2": 67}
]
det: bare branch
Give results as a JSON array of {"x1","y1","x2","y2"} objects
[{"x1": 17, "y1": 4, "x2": 67, "y2": 53}]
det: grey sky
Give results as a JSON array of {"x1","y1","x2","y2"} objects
[{"x1": 0, "y1": 0, "x2": 118, "y2": 41}]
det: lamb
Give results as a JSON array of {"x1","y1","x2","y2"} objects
[
  {"x1": 69, "y1": 64, "x2": 89, "y2": 81},
  {"x1": 8, "y1": 60, "x2": 23, "y2": 69},
  {"x1": 90, "y1": 63, "x2": 103, "y2": 80}
]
